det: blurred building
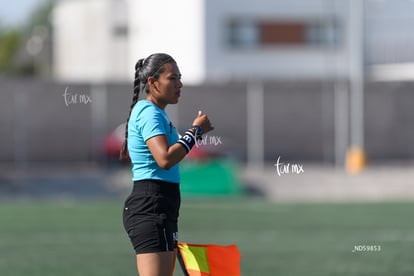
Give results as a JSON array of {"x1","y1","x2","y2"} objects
[
  {"x1": 365, "y1": 0, "x2": 414, "y2": 81},
  {"x1": 52, "y1": 0, "x2": 130, "y2": 82},
  {"x1": 50, "y1": 0, "x2": 346, "y2": 84},
  {"x1": 52, "y1": 0, "x2": 414, "y2": 84}
]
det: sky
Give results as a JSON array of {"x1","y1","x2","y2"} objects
[{"x1": 0, "y1": 0, "x2": 41, "y2": 27}]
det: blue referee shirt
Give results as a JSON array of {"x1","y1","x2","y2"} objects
[{"x1": 128, "y1": 100, "x2": 180, "y2": 183}]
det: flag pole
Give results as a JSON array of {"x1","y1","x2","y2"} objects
[{"x1": 177, "y1": 247, "x2": 190, "y2": 276}]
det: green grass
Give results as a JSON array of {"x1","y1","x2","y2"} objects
[{"x1": 1, "y1": 199, "x2": 414, "y2": 275}]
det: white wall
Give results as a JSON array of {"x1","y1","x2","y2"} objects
[
  {"x1": 53, "y1": 0, "x2": 129, "y2": 82},
  {"x1": 204, "y1": 0, "x2": 351, "y2": 81},
  {"x1": 107, "y1": 0, "x2": 129, "y2": 81},
  {"x1": 127, "y1": 0, "x2": 205, "y2": 84},
  {"x1": 365, "y1": 0, "x2": 414, "y2": 65}
]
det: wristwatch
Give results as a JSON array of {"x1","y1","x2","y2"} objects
[{"x1": 191, "y1": 125, "x2": 203, "y2": 141}]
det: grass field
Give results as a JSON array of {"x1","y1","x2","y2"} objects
[{"x1": 1, "y1": 199, "x2": 414, "y2": 275}]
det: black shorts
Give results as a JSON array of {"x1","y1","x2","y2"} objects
[{"x1": 122, "y1": 179, "x2": 180, "y2": 254}]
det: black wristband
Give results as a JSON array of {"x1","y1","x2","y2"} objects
[{"x1": 178, "y1": 130, "x2": 196, "y2": 153}]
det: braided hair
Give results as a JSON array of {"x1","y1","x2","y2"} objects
[{"x1": 119, "y1": 53, "x2": 176, "y2": 160}]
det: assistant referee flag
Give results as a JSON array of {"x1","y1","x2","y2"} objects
[{"x1": 177, "y1": 242, "x2": 241, "y2": 276}]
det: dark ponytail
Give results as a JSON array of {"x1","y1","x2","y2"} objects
[{"x1": 119, "y1": 53, "x2": 176, "y2": 160}]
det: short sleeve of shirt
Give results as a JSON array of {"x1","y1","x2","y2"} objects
[{"x1": 137, "y1": 105, "x2": 167, "y2": 142}]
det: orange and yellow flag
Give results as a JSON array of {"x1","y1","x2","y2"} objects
[{"x1": 177, "y1": 242, "x2": 241, "y2": 276}]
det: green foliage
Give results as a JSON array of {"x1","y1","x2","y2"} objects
[
  {"x1": 0, "y1": 29, "x2": 22, "y2": 73},
  {"x1": 0, "y1": 0, "x2": 53, "y2": 75}
]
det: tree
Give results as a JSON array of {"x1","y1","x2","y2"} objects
[
  {"x1": 0, "y1": 24, "x2": 23, "y2": 74},
  {"x1": 0, "y1": 0, "x2": 53, "y2": 76}
]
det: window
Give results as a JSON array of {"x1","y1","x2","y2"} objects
[
  {"x1": 228, "y1": 20, "x2": 259, "y2": 48},
  {"x1": 260, "y1": 22, "x2": 305, "y2": 45},
  {"x1": 111, "y1": 0, "x2": 128, "y2": 38},
  {"x1": 113, "y1": 25, "x2": 128, "y2": 37},
  {"x1": 228, "y1": 19, "x2": 341, "y2": 49}
]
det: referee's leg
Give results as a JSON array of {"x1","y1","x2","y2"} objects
[{"x1": 136, "y1": 250, "x2": 177, "y2": 276}]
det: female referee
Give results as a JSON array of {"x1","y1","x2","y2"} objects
[{"x1": 120, "y1": 53, "x2": 214, "y2": 276}]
